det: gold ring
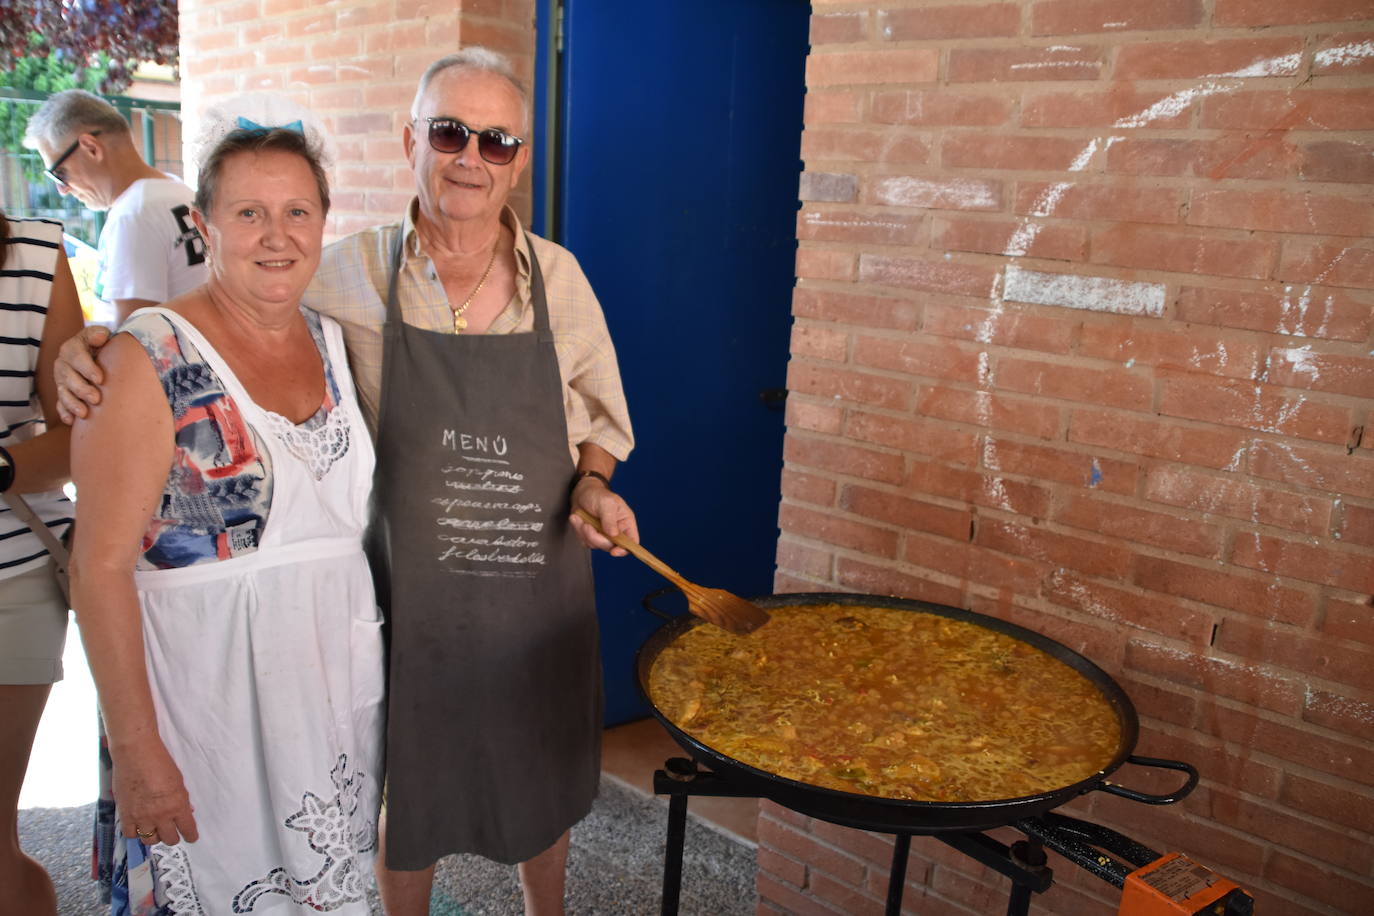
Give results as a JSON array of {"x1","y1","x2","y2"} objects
[{"x1": 134, "y1": 825, "x2": 156, "y2": 839}]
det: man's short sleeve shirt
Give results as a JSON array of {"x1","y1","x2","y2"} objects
[{"x1": 96, "y1": 177, "x2": 208, "y2": 306}]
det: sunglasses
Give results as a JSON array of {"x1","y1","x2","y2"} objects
[
  {"x1": 44, "y1": 131, "x2": 101, "y2": 186},
  {"x1": 419, "y1": 118, "x2": 523, "y2": 165}
]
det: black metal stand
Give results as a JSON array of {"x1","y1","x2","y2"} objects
[
  {"x1": 654, "y1": 759, "x2": 765, "y2": 916},
  {"x1": 935, "y1": 832, "x2": 1053, "y2": 916},
  {"x1": 654, "y1": 758, "x2": 1057, "y2": 916},
  {"x1": 885, "y1": 834, "x2": 911, "y2": 916}
]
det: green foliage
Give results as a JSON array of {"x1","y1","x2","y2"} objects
[
  {"x1": 0, "y1": 0, "x2": 178, "y2": 237},
  {"x1": 0, "y1": 36, "x2": 110, "y2": 96},
  {"x1": 1, "y1": 36, "x2": 110, "y2": 210},
  {"x1": 1, "y1": 35, "x2": 110, "y2": 151},
  {"x1": 1, "y1": 1, "x2": 178, "y2": 96}
]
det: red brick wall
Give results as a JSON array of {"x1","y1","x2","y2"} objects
[
  {"x1": 773, "y1": 3, "x2": 1373, "y2": 915},
  {"x1": 178, "y1": 0, "x2": 536, "y2": 238}
]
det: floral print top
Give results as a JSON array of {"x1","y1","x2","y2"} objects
[{"x1": 122, "y1": 309, "x2": 344, "y2": 570}]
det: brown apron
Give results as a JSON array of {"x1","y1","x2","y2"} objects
[{"x1": 373, "y1": 229, "x2": 601, "y2": 869}]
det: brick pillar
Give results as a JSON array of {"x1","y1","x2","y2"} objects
[
  {"x1": 771, "y1": 2, "x2": 1374, "y2": 914},
  {"x1": 179, "y1": 0, "x2": 536, "y2": 238}
]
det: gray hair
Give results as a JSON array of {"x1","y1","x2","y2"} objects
[
  {"x1": 23, "y1": 89, "x2": 131, "y2": 151},
  {"x1": 410, "y1": 47, "x2": 530, "y2": 134}
]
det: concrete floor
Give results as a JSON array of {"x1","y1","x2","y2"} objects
[
  {"x1": 21, "y1": 774, "x2": 757, "y2": 915},
  {"x1": 17, "y1": 628, "x2": 760, "y2": 914},
  {"x1": 601, "y1": 717, "x2": 760, "y2": 845}
]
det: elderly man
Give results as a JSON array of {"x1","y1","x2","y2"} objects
[
  {"x1": 26, "y1": 90, "x2": 207, "y2": 324},
  {"x1": 56, "y1": 49, "x2": 636, "y2": 916}
]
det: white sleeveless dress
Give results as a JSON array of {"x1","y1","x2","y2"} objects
[{"x1": 123, "y1": 308, "x2": 384, "y2": 914}]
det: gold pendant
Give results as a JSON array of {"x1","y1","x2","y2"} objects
[{"x1": 453, "y1": 314, "x2": 468, "y2": 332}]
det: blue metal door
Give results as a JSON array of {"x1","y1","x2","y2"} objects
[{"x1": 536, "y1": 1, "x2": 810, "y2": 724}]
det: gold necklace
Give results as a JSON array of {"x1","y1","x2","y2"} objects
[{"x1": 452, "y1": 241, "x2": 500, "y2": 333}]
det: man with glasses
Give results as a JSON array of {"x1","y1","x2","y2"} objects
[
  {"x1": 56, "y1": 47, "x2": 636, "y2": 915},
  {"x1": 25, "y1": 90, "x2": 207, "y2": 325},
  {"x1": 315, "y1": 47, "x2": 638, "y2": 916}
]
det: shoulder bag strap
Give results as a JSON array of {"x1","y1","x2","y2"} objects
[{"x1": 3, "y1": 492, "x2": 71, "y2": 601}]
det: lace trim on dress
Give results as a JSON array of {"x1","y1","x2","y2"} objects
[
  {"x1": 150, "y1": 843, "x2": 208, "y2": 915},
  {"x1": 259, "y1": 403, "x2": 352, "y2": 482},
  {"x1": 231, "y1": 754, "x2": 374, "y2": 913}
]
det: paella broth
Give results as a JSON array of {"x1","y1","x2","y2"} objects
[{"x1": 648, "y1": 604, "x2": 1122, "y2": 802}]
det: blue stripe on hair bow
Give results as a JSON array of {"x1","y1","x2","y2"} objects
[{"x1": 236, "y1": 117, "x2": 304, "y2": 135}]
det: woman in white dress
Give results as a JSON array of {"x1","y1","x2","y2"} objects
[{"x1": 70, "y1": 112, "x2": 384, "y2": 914}]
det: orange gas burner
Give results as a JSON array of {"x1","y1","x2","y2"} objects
[
  {"x1": 1015, "y1": 811, "x2": 1255, "y2": 916},
  {"x1": 1120, "y1": 852, "x2": 1253, "y2": 916}
]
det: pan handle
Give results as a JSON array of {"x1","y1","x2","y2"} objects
[
  {"x1": 641, "y1": 586, "x2": 681, "y2": 621},
  {"x1": 1097, "y1": 755, "x2": 1199, "y2": 805}
]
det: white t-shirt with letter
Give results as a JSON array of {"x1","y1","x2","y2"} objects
[{"x1": 96, "y1": 177, "x2": 208, "y2": 311}]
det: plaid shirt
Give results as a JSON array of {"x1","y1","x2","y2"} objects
[{"x1": 305, "y1": 203, "x2": 634, "y2": 462}]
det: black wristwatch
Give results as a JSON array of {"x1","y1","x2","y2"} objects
[
  {"x1": 0, "y1": 445, "x2": 14, "y2": 494},
  {"x1": 572, "y1": 469, "x2": 610, "y2": 490}
]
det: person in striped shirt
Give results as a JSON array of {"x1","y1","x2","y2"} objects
[{"x1": 0, "y1": 211, "x2": 83, "y2": 916}]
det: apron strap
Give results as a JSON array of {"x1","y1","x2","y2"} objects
[
  {"x1": 525, "y1": 233, "x2": 553, "y2": 345},
  {"x1": 385, "y1": 223, "x2": 406, "y2": 324}
]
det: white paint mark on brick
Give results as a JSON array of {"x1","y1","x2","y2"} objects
[
  {"x1": 972, "y1": 42, "x2": 1351, "y2": 558},
  {"x1": 1211, "y1": 53, "x2": 1302, "y2": 78},
  {"x1": 1004, "y1": 266, "x2": 1167, "y2": 317},
  {"x1": 1003, "y1": 140, "x2": 1108, "y2": 255},
  {"x1": 802, "y1": 212, "x2": 915, "y2": 233},
  {"x1": 901, "y1": 92, "x2": 924, "y2": 122},
  {"x1": 1010, "y1": 61, "x2": 1097, "y2": 71},
  {"x1": 1050, "y1": 571, "x2": 1124, "y2": 624},
  {"x1": 1023, "y1": 184, "x2": 1075, "y2": 219},
  {"x1": 981, "y1": 438, "x2": 1002, "y2": 472},
  {"x1": 1115, "y1": 83, "x2": 1232, "y2": 128},
  {"x1": 1305, "y1": 686, "x2": 1374, "y2": 725},
  {"x1": 976, "y1": 351, "x2": 992, "y2": 388},
  {"x1": 1313, "y1": 247, "x2": 1353, "y2": 285},
  {"x1": 1243, "y1": 381, "x2": 1308, "y2": 445},
  {"x1": 1044, "y1": 45, "x2": 1083, "y2": 53},
  {"x1": 1277, "y1": 285, "x2": 1338, "y2": 339},
  {"x1": 1104, "y1": 21, "x2": 1127, "y2": 28},
  {"x1": 1278, "y1": 286, "x2": 1310, "y2": 337},
  {"x1": 1000, "y1": 42, "x2": 1368, "y2": 270},
  {"x1": 983, "y1": 476, "x2": 1013, "y2": 512},
  {"x1": 1149, "y1": 642, "x2": 1281, "y2": 683},
  {"x1": 983, "y1": 439, "x2": 1016, "y2": 513},
  {"x1": 1315, "y1": 40, "x2": 1374, "y2": 70},
  {"x1": 874, "y1": 176, "x2": 999, "y2": 210},
  {"x1": 1067, "y1": 140, "x2": 1105, "y2": 172},
  {"x1": 1271, "y1": 346, "x2": 1322, "y2": 383}
]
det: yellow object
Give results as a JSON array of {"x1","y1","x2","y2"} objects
[{"x1": 65, "y1": 245, "x2": 102, "y2": 324}]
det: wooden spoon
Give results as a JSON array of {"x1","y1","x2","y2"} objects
[{"x1": 575, "y1": 509, "x2": 769, "y2": 635}]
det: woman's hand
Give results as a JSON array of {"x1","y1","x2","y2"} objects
[
  {"x1": 115, "y1": 740, "x2": 199, "y2": 847},
  {"x1": 54, "y1": 325, "x2": 112, "y2": 424},
  {"x1": 569, "y1": 476, "x2": 639, "y2": 557}
]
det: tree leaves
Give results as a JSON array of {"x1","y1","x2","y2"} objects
[{"x1": 0, "y1": 0, "x2": 179, "y2": 95}]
